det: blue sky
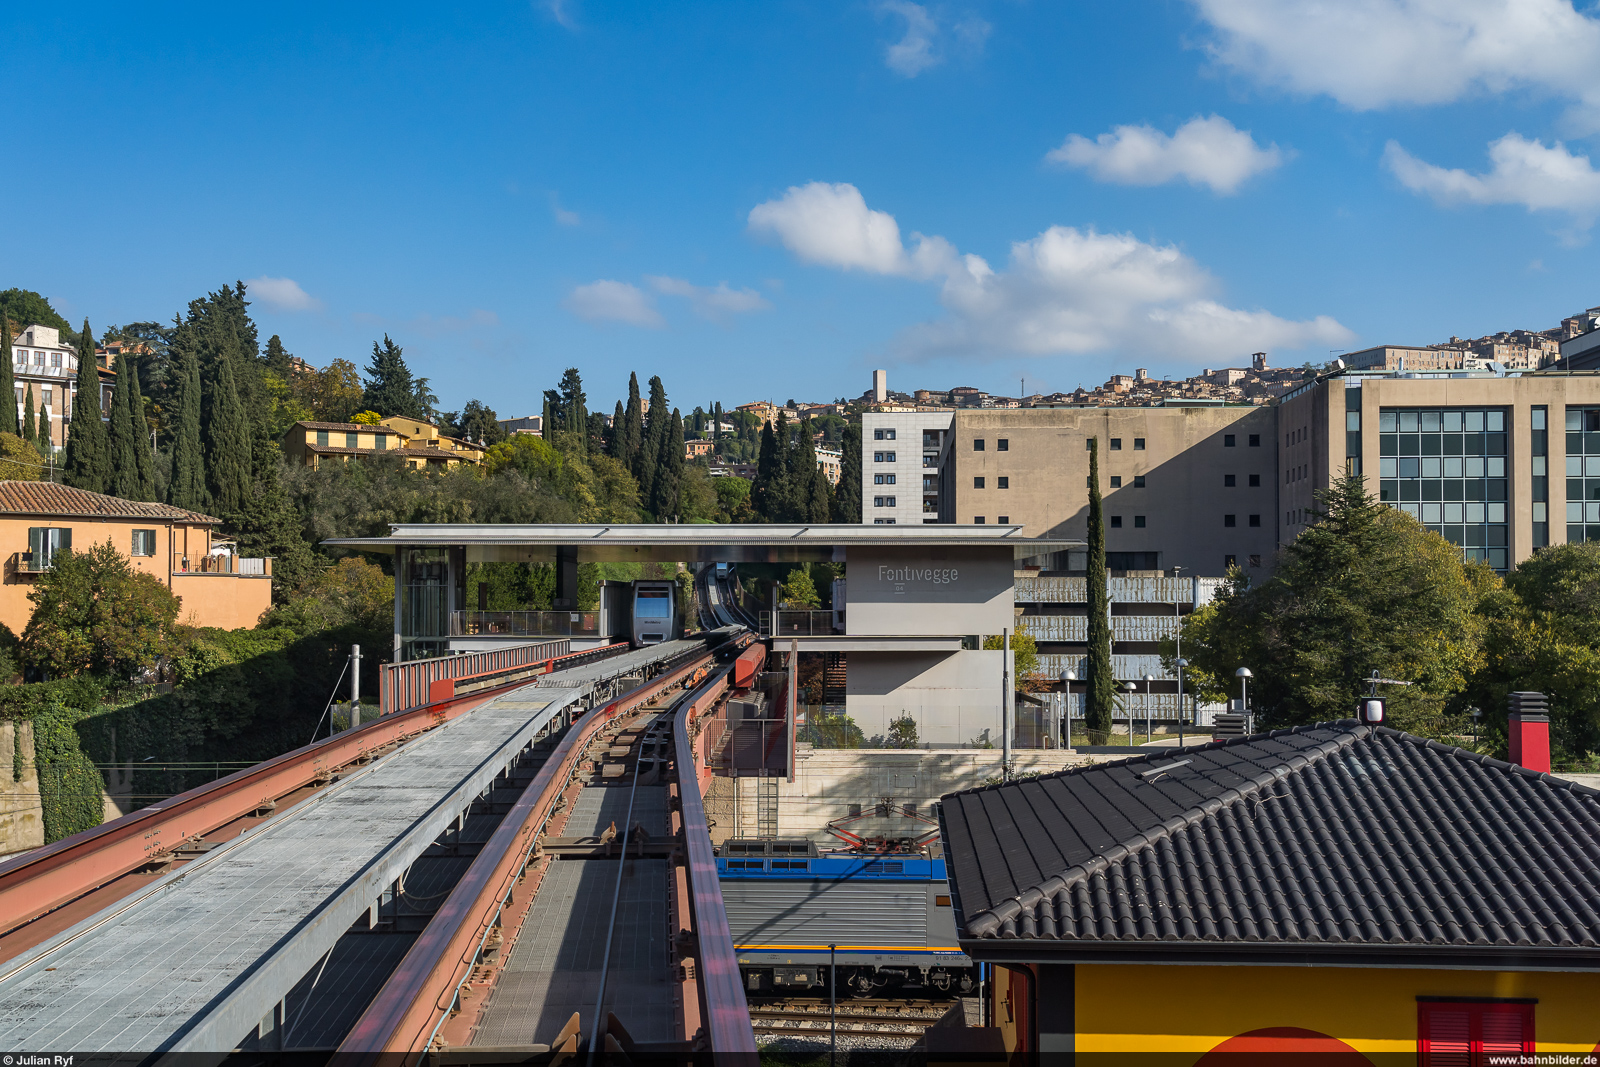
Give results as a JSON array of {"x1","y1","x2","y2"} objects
[{"x1": 9, "y1": 1, "x2": 1600, "y2": 417}]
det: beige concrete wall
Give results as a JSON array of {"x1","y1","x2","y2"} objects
[
  {"x1": 844, "y1": 648, "x2": 1004, "y2": 745},
  {"x1": 948, "y1": 406, "x2": 1279, "y2": 577},
  {"x1": 846, "y1": 546, "x2": 1013, "y2": 637},
  {"x1": 0, "y1": 719, "x2": 43, "y2": 857}
]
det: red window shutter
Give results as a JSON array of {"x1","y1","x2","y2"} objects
[
  {"x1": 1420, "y1": 1007, "x2": 1471, "y2": 1067},
  {"x1": 1478, "y1": 1004, "x2": 1534, "y2": 1059},
  {"x1": 1419, "y1": 1002, "x2": 1535, "y2": 1066}
]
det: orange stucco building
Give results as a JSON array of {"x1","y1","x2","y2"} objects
[
  {"x1": 281, "y1": 418, "x2": 484, "y2": 471},
  {"x1": 0, "y1": 482, "x2": 272, "y2": 634}
]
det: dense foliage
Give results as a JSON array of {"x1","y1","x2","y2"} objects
[
  {"x1": 1084, "y1": 438, "x2": 1115, "y2": 741},
  {"x1": 23, "y1": 541, "x2": 183, "y2": 680}
]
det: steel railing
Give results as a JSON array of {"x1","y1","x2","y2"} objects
[
  {"x1": 379, "y1": 640, "x2": 572, "y2": 715},
  {"x1": 759, "y1": 609, "x2": 837, "y2": 636},
  {"x1": 449, "y1": 609, "x2": 600, "y2": 638}
]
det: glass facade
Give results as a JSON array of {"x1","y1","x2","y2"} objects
[
  {"x1": 1378, "y1": 408, "x2": 1509, "y2": 571},
  {"x1": 1564, "y1": 408, "x2": 1600, "y2": 544}
]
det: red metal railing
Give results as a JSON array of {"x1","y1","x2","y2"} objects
[{"x1": 379, "y1": 641, "x2": 574, "y2": 714}]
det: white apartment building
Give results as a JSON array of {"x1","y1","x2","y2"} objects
[
  {"x1": 10, "y1": 325, "x2": 99, "y2": 451},
  {"x1": 861, "y1": 410, "x2": 952, "y2": 524}
]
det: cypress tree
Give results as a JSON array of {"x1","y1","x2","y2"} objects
[
  {"x1": 169, "y1": 348, "x2": 206, "y2": 510},
  {"x1": 127, "y1": 355, "x2": 155, "y2": 501},
  {"x1": 108, "y1": 355, "x2": 138, "y2": 498},
  {"x1": 63, "y1": 318, "x2": 111, "y2": 492},
  {"x1": 622, "y1": 373, "x2": 644, "y2": 476},
  {"x1": 651, "y1": 408, "x2": 685, "y2": 521},
  {"x1": 0, "y1": 318, "x2": 16, "y2": 436},
  {"x1": 21, "y1": 385, "x2": 35, "y2": 445},
  {"x1": 37, "y1": 399, "x2": 50, "y2": 458},
  {"x1": 639, "y1": 376, "x2": 669, "y2": 507},
  {"x1": 712, "y1": 401, "x2": 722, "y2": 452},
  {"x1": 205, "y1": 359, "x2": 251, "y2": 516},
  {"x1": 832, "y1": 421, "x2": 862, "y2": 523},
  {"x1": 609, "y1": 401, "x2": 626, "y2": 460},
  {"x1": 558, "y1": 368, "x2": 587, "y2": 454},
  {"x1": 1084, "y1": 437, "x2": 1116, "y2": 743},
  {"x1": 753, "y1": 419, "x2": 782, "y2": 522},
  {"x1": 541, "y1": 394, "x2": 554, "y2": 441}
]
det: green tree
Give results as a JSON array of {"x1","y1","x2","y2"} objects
[
  {"x1": 21, "y1": 384, "x2": 35, "y2": 446},
  {"x1": 22, "y1": 540, "x2": 183, "y2": 679},
  {"x1": 0, "y1": 432, "x2": 44, "y2": 480},
  {"x1": 294, "y1": 359, "x2": 364, "y2": 423},
  {"x1": 639, "y1": 376, "x2": 669, "y2": 505},
  {"x1": 359, "y1": 335, "x2": 423, "y2": 419},
  {"x1": 713, "y1": 473, "x2": 752, "y2": 522},
  {"x1": 205, "y1": 358, "x2": 251, "y2": 516},
  {"x1": 168, "y1": 347, "x2": 206, "y2": 511},
  {"x1": 230, "y1": 441, "x2": 318, "y2": 600},
  {"x1": 108, "y1": 352, "x2": 140, "y2": 498},
  {"x1": 127, "y1": 354, "x2": 156, "y2": 500},
  {"x1": 832, "y1": 421, "x2": 861, "y2": 523},
  {"x1": 263, "y1": 334, "x2": 294, "y2": 379},
  {"x1": 780, "y1": 566, "x2": 821, "y2": 607},
  {"x1": 0, "y1": 290, "x2": 74, "y2": 339},
  {"x1": 37, "y1": 402, "x2": 50, "y2": 459},
  {"x1": 0, "y1": 317, "x2": 17, "y2": 436},
  {"x1": 63, "y1": 318, "x2": 111, "y2": 493},
  {"x1": 619, "y1": 373, "x2": 644, "y2": 473},
  {"x1": 886, "y1": 715, "x2": 920, "y2": 749},
  {"x1": 1084, "y1": 437, "x2": 1115, "y2": 742},
  {"x1": 260, "y1": 556, "x2": 394, "y2": 634},
  {"x1": 1178, "y1": 468, "x2": 1493, "y2": 733},
  {"x1": 557, "y1": 368, "x2": 587, "y2": 453},
  {"x1": 650, "y1": 408, "x2": 685, "y2": 519},
  {"x1": 753, "y1": 416, "x2": 789, "y2": 522},
  {"x1": 443, "y1": 400, "x2": 505, "y2": 446}
]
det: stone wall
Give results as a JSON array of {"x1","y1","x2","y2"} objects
[{"x1": 0, "y1": 719, "x2": 44, "y2": 857}]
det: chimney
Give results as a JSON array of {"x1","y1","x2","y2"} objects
[{"x1": 1508, "y1": 691, "x2": 1550, "y2": 773}]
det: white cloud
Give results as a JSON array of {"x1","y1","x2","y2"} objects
[
  {"x1": 749, "y1": 182, "x2": 1351, "y2": 362},
  {"x1": 541, "y1": 0, "x2": 578, "y2": 30},
  {"x1": 1384, "y1": 133, "x2": 1600, "y2": 227},
  {"x1": 549, "y1": 192, "x2": 580, "y2": 226},
  {"x1": 1189, "y1": 0, "x2": 1600, "y2": 124},
  {"x1": 565, "y1": 280, "x2": 663, "y2": 328},
  {"x1": 646, "y1": 276, "x2": 771, "y2": 320},
  {"x1": 1047, "y1": 115, "x2": 1286, "y2": 195},
  {"x1": 245, "y1": 276, "x2": 321, "y2": 313},
  {"x1": 877, "y1": 2, "x2": 988, "y2": 78}
]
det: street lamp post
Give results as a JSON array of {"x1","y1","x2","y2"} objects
[
  {"x1": 1122, "y1": 680, "x2": 1138, "y2": 746},
  {"x1": 1144, "y1": 674, "x2": 1154, "y2": 743},
  {"x1": 1176, "y1": 658, "x2": 1188, "y2": 748},
  {"x1": 1060, "y1": 669, "x2": 1077, "y2": 748},
  {"x1": 1235, "y1": 667, "x2": 1254, "y2": 733}
]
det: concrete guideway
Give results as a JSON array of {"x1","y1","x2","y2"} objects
[{"x1": 0, "y1": 639, "x2": 707, "y2": 1060}]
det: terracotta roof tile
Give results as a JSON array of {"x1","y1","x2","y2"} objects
[{"x1": 0, "y1": 481, "x2": 219, "y2": 523}]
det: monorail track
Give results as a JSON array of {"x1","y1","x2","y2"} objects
[{"x1": 747, "y1": 997, "x2": 951, "y2": 1039}]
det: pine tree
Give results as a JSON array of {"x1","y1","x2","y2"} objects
[
  {"x1": 168, "y1": 348, "x2": 206, "y2": 510},
  {"x1": 205, "y1": 359, "x2": 251, "y2": 516},
  {"x1": 127, "y1": 355, "x2": 155, "y2": 501},
  {"x1": 0, "y1": 318, "x2": 16, "y2": 436},
  {"x1": 108, "y1": 355, "x2": 139, "y2": 498},
  {"x1": 638, "y1": 376, "x2": 669, "y2": 506},
  {"x1": 651, "y1": 408, "x2": 685, "y2": 520},
  {"x1": 63, "y1": 319, "x2": 111, "y2": 493},
  {"x1": 359, "y1": 335, "x2": 422, "y2": 418},
  {"x1": 622, "y1": 373, "x2": 644, "y2": 475},
  {"x1": 832, "y1": 421, "x2": 862, "y2": 523},
  {"x1": 558, "y1": 368, "x2": 587, "y2": 453},
  {"x1": 1084, "y1": 437, "x2": 1116, "y2": 743},
  {"x1": 21, "y1": 385, "x2": 35, "y2": 445},
  {"x1": 263, "y1": 334, "x2": 294, "y2": 379}
]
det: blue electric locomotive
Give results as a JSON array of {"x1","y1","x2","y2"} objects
[{"x1": 716, "y1": 839, "x2": 975, "y2": 997}]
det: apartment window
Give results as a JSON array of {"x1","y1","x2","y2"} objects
[
  {"x1": 1224, "y1": 474, "x2": 1236, "y2": 487},
  {"x1": 1224, "y1": 434, "x2": 1236, "y2": 447},
  {"x1": 1249, "y1": 434, "x2": 1261, "y2": 447},
  {"x1": 997, "y1": 515, "x2": 1009, "y2": 524},
  {"x1": 50, "y1": 352, "x2": 60, "y2": 368},
  {"x1": 1224, "y1": 514, "x2": 1237, "y2": 527},
  {"x1": 974, "y1": 476, "x2": 985, "y2": 489},
  {"x1": 997, "y1": 476, "x2": 1009, "y2": 489},
  {"x1": 375, "y1": 434, "x2": 388, "y2": 451},
  {"x1": 873, "y1": 496, "x2": 896, "y2": 507},
  {"x1": 1248, "y1": 554, "x2": 1262, "y2": 568},
  {"x1": 1417, "y1": 1000, "x2": 1533, "y2": 1066},
  {"x1": 31, "y1": 350, "x2": 41, "y2": 365},
  {"x1": 1347, "y1": 411, "x2": 1361, "y2": 432},
  {"x1": 1110, "y1": 438, "x2": 1122, "y2": 450},
  {"x1": 1132, "y1": 475, "x2": 1145, "y2": 488},
  {"x1": 1380, "y1": 408, "x2": 1509, "y2": 572},
  {"x1": 316, "y1": 430, "x2": 329, "y2": 447},
  {"x1": 1248, "y1": 474, "x2": 1261, "y2": 487},
  {"x1": 1134, "y1": 515, "x2": 1146, "y2": 528},
  {"x1": 974, "y1": 516, "x2": 985, "y2": 524},
  {"x1": 27, "y1": 527, "x2": 71, "y2": 570},
  {"x1": 873, "y1": 428, "x2": 895, "y2": 440},
  {"x1": 1531, "y1": 406, "x2": 1548, "y2": 549},
  {"x1": 974, "y1": 438, "x2": 986, "y2": 451},
  {"x1": 131, "y1": 529, "x2": 156, "y2": 557},
  {"x1": 346, "y1": 432, "x2": 359, "y2": 449},
  {"x1": 1110, "y1": 476, "x2": 1122, "y2": 488},
  {"x1": 1248, "y1": 514, "x2": 1261, "y2": 527},
  {"x1": 1224, "y1": 554, "x2": 1237, "y2": 569},
  {"x1": 1133, "y1": 438, "x2": 1145, "y2": 451},
  {"x1": 873, "y1": 451, "x2": 896, "y2": 462},
  {"x1": 1110, "y1": 515, "x2": 1122, "y2": 528},
  {"x1": 874, "y1": 473, "x2": 896, "y2": 485},
  {"x1": 873, "y1": 518, "x2": 896, "y2": 524},
  {"x1": 997, "y1": 438, "x2": 1009, "y2": 451}
]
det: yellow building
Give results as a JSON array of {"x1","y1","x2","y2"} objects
[
  {"x1": 938, "y1": 720, "x2": 1600, "y2": 1064},
  {"x1": 281, "y1": 419, "x2": 483, "y2": 471},
  {"x1": 0, "y1": 481, "x2": 272, "y2": 632}
]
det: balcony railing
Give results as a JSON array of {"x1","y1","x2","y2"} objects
[
  {"x1": 12, "y1": 551, "x2": 51, "y2": 574},
  {"x1": 760, "y1": 609, "x2": 838, "y2": 637},
  {"x1": 171, "y1": 554, "x2": 273, "y2": 576},
  {"x1": 450, "y1": 610, "x2": 601, "y2": 638}
]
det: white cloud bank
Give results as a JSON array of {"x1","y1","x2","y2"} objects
[
  {"x1": 1048, "y1": 115, "x2": 1285, "y2": 195},
  {"x1": 245, "y1": 276, "x2": 321, "y2": 313},
  {"x1": 565, "y1": 280, "x2": 663, "y2": 328},
  {"x1": 748, "y1": 181, "x2": 1351, "y2": 361},
  {"x1": 647, "y1": 276, "x2": 771, "y2": 320},
  {"x1": 1385, "y1": 134, "x2": 1600, "y2": 227},
  {"x1": 878, "y1": 1, "x2": 989, "y2": 78},
  {"x1": 1189, "y1": 0, "x2": 1600, "y2": 125}
]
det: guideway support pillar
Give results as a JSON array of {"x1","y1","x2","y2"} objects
[{"x1": 554, "y1": 545, "x2": 579, "y2": 609}]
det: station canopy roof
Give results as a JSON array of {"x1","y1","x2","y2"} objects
[{"x1": 324, "y1": 523, "x2": 1081, "y2": 564}]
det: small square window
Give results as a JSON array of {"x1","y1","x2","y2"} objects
[
  {"x1": 998, "y1": 476, "x2": 1009, "y2": 489},
  {"x1": 131, "y1": 529, "x2": 156, "y2": 557},
  {"x1": 1248, "y1": 474, "x2": 1261, "y2": 487},
  {"x1": 1110, "y1": 438, "x2": 1122, "y2": 450},
  {"x1": 1224, "y1": 514, "x2": 1237, "y2": 527},
  {"x1": 997, "y1": 439, "x2": 1008, "y2": 451},
  {"x1": 1248, "y1": 554, "x2": 1262, "y2": 568},
  {"x1": 1224, "y1": 474, "x2": 1236, "y2": 487},
  {"x1": 1133, "y1": 438, "x2": 1145, "y2": 450},
  {"x1": 1224, "y1": 434, "x2": 1236, "y2": 447},
  {"x1": 874, "y1": 429, "x2": 886, "y2": 440},
  {"x1": 997, "y1": 515, "x2": 1009, "y2": 523},
  {"x1": 1110, "y1": 515, "x2": 1123, "y2": 528},
  {"x1": 1085, "y1": 439, "x2": 1093, "y2": 450},
  {"x1": 1248, "y1": 434, "x2": 1261, "y2": 447},
  {"x1": 974, "y1": 476, "x2": 985, "y2": 489},
  {"x1": 1133, "y1": 475, "x2": 1145, "y2": 488},
  {"x1": 316, "y1": 429, "x2": 329, "y2": 447},
  {"x1": 346, "y1": 432, "x2": 359, "y2": 449},
  {"x1": 974, "y1": 516, "x2": 985, "y2": 524},
  {"x1": 974, "y1": 439, "x2": 986, "y2": 451},
  {"x1": 1248, "y1": 514, "x2": 1261, "y2": 527},
  {"x1": 1110, "y1": 476, "x2": 1122, "y2": 488},
  {"x1": 1134, "y1": 515, "x2": 1146, "y2": 528}
]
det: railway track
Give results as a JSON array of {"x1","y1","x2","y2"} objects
[{"x1": 747, "y1": 997, "x2": 952, "y2": 1038}]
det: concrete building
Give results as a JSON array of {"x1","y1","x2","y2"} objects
[
  {"x1": 814, "y1": 446, "x2": 841, "y2": 485},
  {"x1": 0, "y1": 481, "x2": 272, "y2": 633},
  {"x1": 497, "y1": 415, "x2": 542, "y2": 435},
  {"x1": 861, "y1": 410, "x2": 954, "y2": 525},
  {"x1": 8, "y1": 325, "x2": 111, "y2": 453},
  {"x1": 1341, "y1": 344, "x2": 1471, "y2": 372}
]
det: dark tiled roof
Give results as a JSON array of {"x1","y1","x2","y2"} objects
[
  {"x1": 303, "y1": 444, "x2": 465, "y2": 460},
  {"x1": 294, "y1": 420, "x2": 385, "y2": 432},
  {"x1": 0, "y1": 481, "x2": 219, "y2": 523},
  {"x1": 939, "y1": 723, "x2": 1600, "y2": 961}
]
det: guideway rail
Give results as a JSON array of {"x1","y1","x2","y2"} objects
[
  {"x1": 0, "y1": 638, "x2": 632, "y2": 948},
  {"x1": 333, "y1": 634, "x2": 747, "y2": 1064}
]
